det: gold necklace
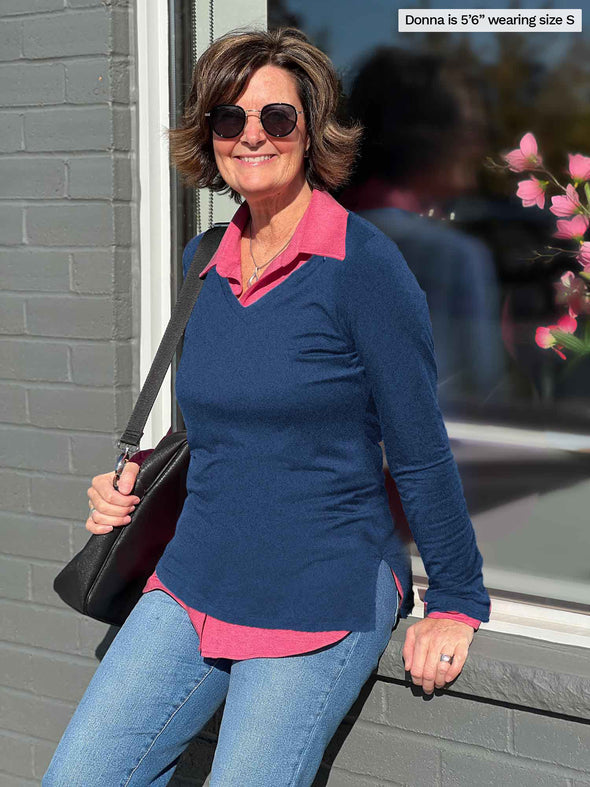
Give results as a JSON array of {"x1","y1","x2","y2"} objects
[{"x1": 247, "y1": 218, "x2": 297, "y2": 287}]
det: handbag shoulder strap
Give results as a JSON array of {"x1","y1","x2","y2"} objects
[{"x1": 117, "y1": 224, "x2": 228, "y2": 452}]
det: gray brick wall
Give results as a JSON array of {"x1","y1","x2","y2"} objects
[
  {"x1": 0, "y1": 1, "x2": 138, "y2": 783},
  {"x1": 2, "y1": 3, "x2": 589, "y2": 787}
]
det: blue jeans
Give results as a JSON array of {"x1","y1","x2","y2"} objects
[{"x1": 43, "y1": 558, "x2": 399, "y2": 787}]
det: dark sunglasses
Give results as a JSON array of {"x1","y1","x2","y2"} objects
[{"x1": 205, "y1": 103, "x2": 304, "y2": 138}]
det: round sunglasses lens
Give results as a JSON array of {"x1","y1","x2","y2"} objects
[
  {"x1": 211, "y1": 106, "x2": 244, "y2": 137},
  {"x1": 261, "y1": 105, "x2": 297, "y2": 136}
]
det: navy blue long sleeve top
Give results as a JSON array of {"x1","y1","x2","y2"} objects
[{"x1": 155, "y1": 207, "x2": 491, "y2": 631}]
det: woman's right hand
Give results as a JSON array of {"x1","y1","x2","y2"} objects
[{"x1": 86, "y1": 461, "x2": 142, "y2": 534}]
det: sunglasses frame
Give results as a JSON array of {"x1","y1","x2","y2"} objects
[{"x1": 205, "y1": 103, "x2": 305, "y2": 138}]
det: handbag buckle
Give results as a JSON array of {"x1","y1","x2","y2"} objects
[{"x1": 113, "y1": 441, "x2": 136, "y2": 489}]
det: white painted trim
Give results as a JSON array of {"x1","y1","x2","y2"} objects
[
  {"x1": 135, "y1": 0, "x2": 172, "y2": 449},
  {"x1": 445, "y1": 419, "x2": 590, "y2": 453}
]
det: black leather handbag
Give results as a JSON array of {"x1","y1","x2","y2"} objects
[{"x1": 53, "y1": 225, "x2": 227, "y2": 626}]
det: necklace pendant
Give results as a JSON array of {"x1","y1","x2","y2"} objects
[{"x1": 247, "y1": 270, "x2": 258, "y2": 287}]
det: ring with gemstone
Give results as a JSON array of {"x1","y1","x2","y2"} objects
[{"x1": 439, "y1": 653, "x2": 453, "y2": 663}]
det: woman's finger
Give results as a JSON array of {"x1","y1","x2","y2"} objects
[
  {"x1": 91, "y1": 471, "x2": 141, "y2": 508},
  {"x1": 86, "y1": 504, "x2": 132, "y2": 530},
  {"x1": 432, "y1": 643, "x2": 457, "y2": 690},
  {"x1": 87, "y1": 486, "x2": 136, "y2": 519},
  {"x1": 408, "y1": 632, "x2": 429, "y2": 688},
  {"x1": 441, "y1": 641, "x2": 469, "y2": 684}
]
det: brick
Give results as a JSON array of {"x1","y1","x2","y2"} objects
[
  {"x1": 70, "y1": 431, "x2": 121, "y2": 476},
  {"x1": 0, "y1": 555, "x2": 29, "y2": 601},
  {"x1": 113, "y1": 292, "x2": 132, "y2": 340},
  {"x1": 33, "y1": 738, "x2": 60, "y2": 781},
  {"x1": 0, "y1": 511, "x2": 70, "y2": 562},
  {"x1": 441, "y1": 749, "x2": 571, "y2": 786},
  {"x1": 0, "y1": 63, "x2": 65, "y2": 107},
  {"x1": 0, "y1": 157, "x2": 65, "y2": 199},
  {"x1": 0, "y1": 382, "x2": 27, "y2": 424},
  {"x1": 0, "y1": 18, "x2": 22, "y2": 61},
  {"x1": 71, "y1": 340, "x2": 132, "y2": 386},
  {"x1": 65, "y1": 57, "x2": 110, "y2": 104},
  {"x1": 514, "y1": 709, "x2": 590, "y2": 770},
  {"x1": 0, "y1": 204, "x2": 23, "y2": 244},
  {"x1": 325, "y1": 721, "x2": 440, "y2": 784},
  {"x1": 26, "y1": 203, "x2": 114, "y2": 246},
  {"x1": 1, "y1": 599, "x2": 79, "y2": 652},
  {"x1": 0, "y1": 775, "x2": 38, "y2": 786},
  {"x1": 71, "y1": 248, "x2": 114, "y2": 294},
  {"x1": 27, "y1": 649, "x2": 98, "y2": 703},
  {"x1": 112, "y1": 103, "x2": 132, "y2": 150},
  {"x1": 29, "y1": 388, "x2": 116, "y2": 433},
  {"x1": 1, "y1": 686, "x2": 76, "y2": 742},
  {"x1": 68, "y1": 154, "x2": 132, "y2": 200},
  {"x1": 68, "y1": 155, "x2": 114, "y2": 199},
  {"x1": 320, "y1": 767, "x2": 403, "y2": 786},
  {"x1": 0, "y1": 295, "x2": 25, "y2": 333},
  {"x1": 0, "y1": 426, "x2": 69, "y2": 471},
  {"x1": 0, "y1": 249, "x2": 69, "y2": 290},
  {"x1": 23, "y1": 9, "x2": 109, "y2": 59},
  {"x1": 26, "y1": 295, "x2": 113, "y2": 338},
  {"x1": 382, "y1": 680, "x2": 510, "y2": 752},
  {"x1": 0, "y1": 645, "x2": 31, "y2": 692},
  {"x1": 0, "y1": 339, "x2": 68, "y2": 382},
  {"x1": 31, "y1": 561, "x2": 74, "y2": 608},
  {"x1": 24, "y1": 105, "x2": 112, "y2": 151},
  {"x1": 0, "y1": 113, "x2": 23, "y2": 152},
  {"x1": 111, "y1": 7, "x2": 130, "y2": 55},
  {"x1": 29, "y1": 472, "x2": 99, "y2": 518},
  {"x1": 0, "y1": 470, "x2": 30, "y2": 513},
  {"x1": 0, "y1": 731, "x2": 33, "y2": 779},
  {"x1": 67, "y1": 0, "x2": 131, "y2": 6},
  {"x1": 77, "y1": 614, "x2": 113, "y2": 657},
  {"x1": 1, "y1": 0, "x2": 64, "y2": 13}
]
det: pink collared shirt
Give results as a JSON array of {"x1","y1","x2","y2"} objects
[{"x1": 138, "y1": 188, "x2": 480, "y2": 659}]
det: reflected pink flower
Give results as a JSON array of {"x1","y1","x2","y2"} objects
[
  {"x1": 516, "y1": 176, "x2": 546, "y2": 209},
  {"x1": 550, "y1": 183, "x2": 582, "y2": 217},
  {"x1": 504, "y1": 132, "x2": 544, "y2": 172},
  {"x1": 535, "y1": 314, "x2": 578, "y2": 359},
  {"x1": 568, "y1": 153, "x2": 590, "y2": 182},
  {"x1": 555, "y1": 272, "x2": 590, "y2": 318},
  {"x1": 578, "y1": 242, "x2": 590, "y2": 270},
  {"x1": 553, "y1": 214, "x2": 589, "y2": 241}
]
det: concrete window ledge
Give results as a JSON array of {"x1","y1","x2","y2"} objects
[{"x1": 379, "y1": 618, "x2": 590, "y2": 721}]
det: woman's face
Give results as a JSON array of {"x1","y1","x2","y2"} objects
[{"x1": 210, "y1": 64, "x2": 310, "y2": 205}]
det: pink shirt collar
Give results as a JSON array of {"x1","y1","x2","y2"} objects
[{"x1": 199, "y1": 188, "x2": 349, "y2": 281}]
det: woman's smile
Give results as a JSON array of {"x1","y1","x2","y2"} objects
[{"x1": 234, "y1": 154, "x2": 277, "y2": 166}]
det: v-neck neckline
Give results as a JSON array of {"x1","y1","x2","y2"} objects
[{"x1": 215, "y1": 254, "x2": 326, "y2": 320}]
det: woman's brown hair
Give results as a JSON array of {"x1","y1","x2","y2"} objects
[{"x1": 167, "y1": 26, "x2": 364, "y2": 204}]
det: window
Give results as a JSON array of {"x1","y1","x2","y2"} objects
[{"x1": 267, "y1": 0, "x2": 590, "y2": 643}]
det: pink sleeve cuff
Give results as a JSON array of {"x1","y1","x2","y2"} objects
[{"x1": 426, "y1": 611, "x2": 481, "y2": 630}]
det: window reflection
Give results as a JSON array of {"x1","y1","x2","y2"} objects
[{"x1": 267, "y1": 1, "x2": 590, "y2": 613}]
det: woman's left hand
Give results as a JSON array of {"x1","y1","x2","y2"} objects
[{"x1": 402, "y1": 618, "x2": 474, "y2": 694}]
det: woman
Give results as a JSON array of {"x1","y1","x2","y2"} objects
[{"x1": 44, "y1": 26, "x2": 490, "y2": 786}]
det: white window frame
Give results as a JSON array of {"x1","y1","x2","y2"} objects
[{"x1": 136, "y1": 2, "x2": 588, "y2": 648}]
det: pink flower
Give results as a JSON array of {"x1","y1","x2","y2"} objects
[
  {"x1": 535, "y1": 314, "x2": 578, "y2": 359},
  {"x1": 568, "y1": 153, "x2": 590, "y2": 182},
  {"x1": 550, "y1": 183, "x2": 583, "y2": 217},
  {"x1": 516, "y1": 176, "x2": 546, "y2": 209},
  {"x1": 503, "y1": 132, "x2": 544, "y2": 172},
  {"x1": 553, "y1": 214, "x2": 589, "y2": 241},
  {"x1": 555, "y1": 271, "x2": 590, "y2": 318},
  {"x1": 578, "y1": 242, "x2": 590, "y2": 270}
]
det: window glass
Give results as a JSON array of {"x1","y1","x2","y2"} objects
[{"x1": 268, "y1": 0, "x2": 590, "y2": 613}]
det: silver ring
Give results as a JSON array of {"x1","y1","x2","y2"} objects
[
  {"x1": 440, "y1": 653, "x2": 453, "y2": 663},
  {"x1": 89, "y1": 506, "x2": 96, "y2": 518}
]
